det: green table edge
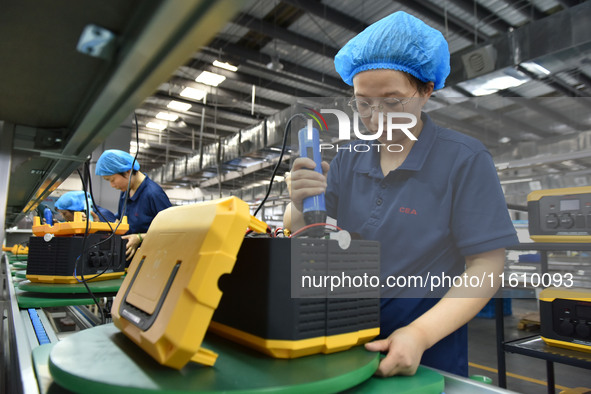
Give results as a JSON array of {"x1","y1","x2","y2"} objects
[
  {"x1": 17, "y1": 293, "x2": 96, "y2": 308},
  {"x1": 8, "y1": 255, "x2": 29, "y2": 262},
  {"x1": 47, "y1": 324, "x2": 380, "y2": 394},
  {"x1": 15, "y1": 271, "x2": 28, "y2": 279},
  {"x1": 18, "y1": 278, "x2": 123, "y2": 294},
  {"x1": 344, "y1": 365, "x2": 444, "y2": 394},
  {"x1": 32, "y1": 343, "x2": 75, "y2": 394}
]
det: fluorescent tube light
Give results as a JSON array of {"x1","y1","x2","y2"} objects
[
  {"x1": 180, "y1": 87, "x2": 206, "y2": 100},
  {"x1": 156, "y1": 112, "x2": 179, "y2": 122},
  {"x1": 196, "y1": 71, "x2": 226, "y2": 87},
  {"x1": 146, "y1": 121, "x2": 167, "y2": 131},
  {"x1": 213, "y1": 60, "x2": 238, "y2": 72},
  {"x1": 520, "y1": 61, "x2": 551, "y2": 77},
  {"x1": 167, "y1": 100, "x2": 192, "y2": 111}
]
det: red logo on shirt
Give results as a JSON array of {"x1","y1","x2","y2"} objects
[{"x1": 399, "y1": 207, "x2": 417, "y2": 215}]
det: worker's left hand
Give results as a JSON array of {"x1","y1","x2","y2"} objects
[
  {"x1": 122, "y1": 234, "x2": 141, "y2": 261},
  {"x1": 364, "y1": 325, "x2": 429, "y2": 377}
]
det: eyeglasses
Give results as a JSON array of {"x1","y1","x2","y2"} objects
[{"x1": 348, "y1": 91, "x2": 417, "y2": 118}]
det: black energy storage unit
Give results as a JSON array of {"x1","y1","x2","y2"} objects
[
  {"x1": 26, "y1": 233, "x2": 126, "y2": 283},
  {"x1": 539, "y1": 287, "x2": 591, "y2": 352},
  {"x1": 210, "y1": 237, "x2": 381, "y2": 358}
]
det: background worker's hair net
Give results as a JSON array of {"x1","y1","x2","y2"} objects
[
  {"x1": 334, "y1": 11, "x2": 450, "y2": 90},
  {"x1": 54, "y1": 191, "x2": 93, "y2": 212},
  {"x1": 95, "y1": 149, "x2": 140, "y2": 176}
]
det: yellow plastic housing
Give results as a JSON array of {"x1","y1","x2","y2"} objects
[
  {"x1": 209, "y1": 321, "x2": 379, "y2": 359},
  {"x1": 111, "y1": 197, "x2": 265, "y2": 370},
  {"x1": 26, "y1": 273, "x2": 124, "y2": 284},
  {"x1": 528, "y1": 186, "x2": 591, "y2": 242},
  {"x1": 527, "y1": 186, "x2": 591, "y2": 202},
  {"x1": 529, "y1": 235, "x2": 591, "y2": 243},
  {"x1": 539, "y1": 287, "x2": 591, "y2": 352},
  {"x1": 539, "y1": 287, "x2": 591, "y2": 303},
  {"x1": 2, "y1": 245, "x2": 29, "y2": 254},
  {"x1": 32, "y1": 212, "x2": 129, "y2": 236}
]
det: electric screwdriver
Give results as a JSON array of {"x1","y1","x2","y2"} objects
[
  {"x1": 44, "y1": 207, "x2": 53, "y2": 225},
  {"x1": 298, "y1": 123, "x2": 327, "y2": 235}
]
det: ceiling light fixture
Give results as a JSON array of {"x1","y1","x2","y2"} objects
[
  {"x1": 130, "y1": 141, "x2": 150, "y2": 149},
  {"x1": 180, "y1": 87, "x2": 206, "y2": 100},
  {"x1": 457, "y1": 68, "x2": 530, "y2": 96},
  {"x1": 156, "y1": 112, "x2": 179, "y2": 122},
  {"x1": 213, "y1": 60, "x2": 238, "y2": 72},
  {"x1": 196, "y1": 71, "x2": 226, "y2": 87},
  {"x1": 146, "y1": 121, "x2": 167, "y2": 131},
  {"x1": 130, "y1": 141, "x2": 150, "y2": 154},
  {"x1": 520, "y1": 61, "x2": 551, "y2": 77},
  {"x1": 167, "y1": 100, "x2": 192, "y2": 111},
  {"x1": 500, "y1": 178, "x2": 534, "y2": 185},
  {"x1": 468, "y1": 75, "x2": 528, "y2": 96}
]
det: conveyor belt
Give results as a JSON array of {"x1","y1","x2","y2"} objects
[{"x1": 27, "y1": 309, "x2": 50, "y2": 345}]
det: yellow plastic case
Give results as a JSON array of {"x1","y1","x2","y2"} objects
[
  {"x1": 539, "y1": 287, "x2": 591, "y2": 352},
  {"x1": 111, "y1": 197, "x2": 266, "y2": 370},
  {"x1": 209, "y1": 321, "x2": 379, "y2": 358},
  {"x1": 32, "y1": 211, "x2": 129, "y2": 236},
  {"x1": 2, "y1": 245, "x2": 29, "y2": 254},
  {"x1": 26, "y1": 272, "x2": 125, "y2": 284},
  {"x1": 528, "y1": 186, "x2": 591, "y2": 242}
]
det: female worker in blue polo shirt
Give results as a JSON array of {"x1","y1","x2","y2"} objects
[
  {"x1": 96, "y1": 149, "x2": 172, "y2": 260},
  {"x1": 285, "y1": 11, "x2": 518, "y2": 377},
  {"x1": 54, "y1": 190, "x2": 116, "y2": 223}
]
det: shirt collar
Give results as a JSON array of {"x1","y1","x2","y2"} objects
[
  {"x1": 122, "y1": 176, "x2": 148, "y2": 201},
  {"x1": 352, "y1": 112, "x2": 438, "y2": 176}
]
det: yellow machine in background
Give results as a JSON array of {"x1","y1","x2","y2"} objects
[
  {"x1": 528, "y1": 186, "x2": 591, "y2": 242},
  {"x1": 2, "y1": 244, "x2": 28, "y2": 255},
  {"x1": 209, "y1": 237, "x2": 381, "y2": 359},
  {"x1": 111, "y1": 196, "x2": 381, "y2": 370},
  {"x1": 111, "y1": 197, "x2": 266, "y2": 370},
  {"x1": 26, "y1": 213, "x2": 129, "y2": 283},
  {"x1": 539, "y1": 287, "x2": 591, "y2": 352}
]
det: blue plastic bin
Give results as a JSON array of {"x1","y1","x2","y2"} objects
[{"x1": 476, "y1": 298, "x2": 512, "y2": 319}]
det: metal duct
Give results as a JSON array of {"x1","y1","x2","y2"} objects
[{"x1": 448, "y1": 2, "x2": 591, "y2": 86}]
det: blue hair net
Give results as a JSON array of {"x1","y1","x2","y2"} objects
[
  {"x1": 334, "y1": 11, "x2": 450, "y2": 90},
  {"x1": 95, "y1": 149, "x2": 140, "y2": 176},
  {"x1": 54, "y1": 191, "x2": 92, "y2": 212}
]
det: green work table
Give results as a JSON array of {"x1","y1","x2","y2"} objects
[
  {"x1": 15, "y1": 270, "x2": 27, "y2": 279},
  {"x1": 12, "y1": 262, "x2": 28, "y2": 270},
  {"x1": 41, "y1": 324, "x2": 380, "y2": 394},
  {"x1": 8, "y1": 254, "x2": 29, "y2": 262},
  {"x1": 31, "y1": 324, "x2": 510, "y2": 394},
  {"x1": 18, "y1": 278, "x2": 124, "y2": 294},
  {"x1": 15, "y1": 287, "x2": 105, "y2": 308},
  {"x1": 345, "y1": 365, "x2": 444, "y2": 393}
]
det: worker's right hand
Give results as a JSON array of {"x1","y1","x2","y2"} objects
[
  {"x1": 288, "y1": 157, "x2": 330, "y2": 212},
  {"x1": 122, "y1": 234, "x2": 141, "y2": 261}
]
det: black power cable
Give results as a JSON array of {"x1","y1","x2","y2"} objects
[
  {"x1": 70, "y1": 112, "x2": 142, "y2": 323},
  {"x1": 253, "y1": 113, "x2": 307, "y2": 218}
]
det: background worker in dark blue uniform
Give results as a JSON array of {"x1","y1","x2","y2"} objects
[
  {"x1": 54, "y1": 191, "x2": 116, "y2": 223},
  {"x1": 96, "y1": 149, "x2": 172, "y2": 260},
  {"x1": 284, "y1": 11, "x2": 518, "y2": 377}
]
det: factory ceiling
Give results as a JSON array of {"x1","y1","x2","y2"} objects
[{"x1": 131, "y1": 0, "x2": 591, "y2": 201}]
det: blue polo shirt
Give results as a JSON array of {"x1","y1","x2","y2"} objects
[
  {"x1": 325, "y1": 113, "x2": 518, "y2": 376},
  {"x1": 95, "y1": 206, "x2": 117, "y2": 223},
  {"x1": 116, "y1": 176, "x2": 172, "y2": 234}
]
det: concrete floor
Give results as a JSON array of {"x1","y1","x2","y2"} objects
[{"x1": 468, "y1": 298, "x2": 591, "y2": 394}]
